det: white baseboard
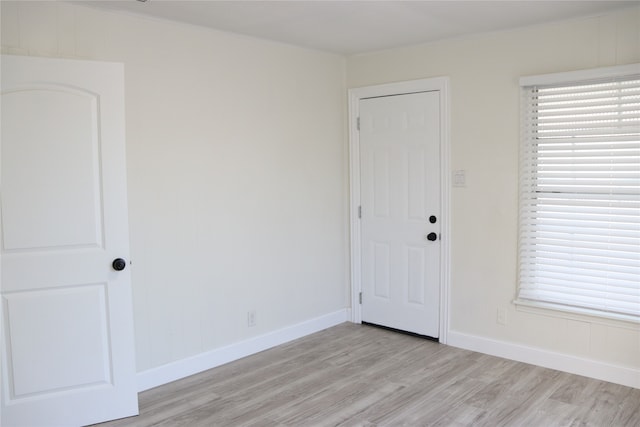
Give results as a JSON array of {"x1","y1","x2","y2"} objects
[
  {"x1": 447, "y1": 330, "x2": 640, "y2": 389},
  {"x1": 136, "y1": 309, "x2": 350, "y2": 392}
]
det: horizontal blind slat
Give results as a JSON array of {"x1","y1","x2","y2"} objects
[
  {"x1": 520, "y1": 224, "x2": 639, "y2": 239},
  {"x1": 518, "y1": 277, "x2": 640, "y2": 296},
  {"x1": 535, "y1": 149, "x2": 640, "y2": 158},
  {"x1": 519, "y1": 259, "x2": 640, "y2": 276},
  {"x1": 536, "y1": 106, "x2": 640, "y2": 118},
  {"x1": 528, "y1": 136, "x2": 640, "y2": 144},
  {"x1": 521, "y1": 232, "x2": 639, "y2": 246}
]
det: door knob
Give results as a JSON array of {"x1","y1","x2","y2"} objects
[
  {"x1": 426, "y1": 232, "x2": 438, "y2": 241},
  {"x1": 112, "y1": 258, "x2": 127, "y2": 271}
]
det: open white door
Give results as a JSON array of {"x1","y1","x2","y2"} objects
[
  {"x1": 359, "y1": 91, "x2": 441, "y2": 338},
  {"x1": 1, "y1": 55, "x2": 138, "y2": 426}
]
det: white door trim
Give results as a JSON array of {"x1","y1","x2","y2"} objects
[{"x1": 348, "y1": 77, "x2": 451, "y2": 343}]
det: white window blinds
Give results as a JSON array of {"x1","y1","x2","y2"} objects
[{"x1": 518, "y1": 66, "x2": 640, "y2": 320}]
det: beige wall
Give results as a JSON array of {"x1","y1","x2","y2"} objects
[
  {"x1": 348, "y1": 7, "x2": 640, "y2": 371},
  {"x1": 2, "y1": 0, "x2": 639, "y2": 383},
  {"x1": 1, "y1": 1, "x2": 349, "y2": 372}
]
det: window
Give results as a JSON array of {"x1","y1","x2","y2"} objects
[{"x1": 517, "y1": 64, "x2": 640, "y2": 321}]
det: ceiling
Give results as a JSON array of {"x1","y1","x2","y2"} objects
[{"x1": 86, "y1": 1, "x2": 637, "y2": 55}]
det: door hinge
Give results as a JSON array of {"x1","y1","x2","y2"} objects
[
  {"x1": 359, "y1": 292, "x2": 362, "y2": 304},
  {"x1": 357, "y1": 117, "x2": 360, "y2": 131},
  {"x1": 358, "y1": 205, "x2": 362, "y2": 219}
]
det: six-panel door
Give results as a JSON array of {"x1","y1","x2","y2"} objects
[{"x1": 359, "y1": 91, "x2": 441, "y2": 338}]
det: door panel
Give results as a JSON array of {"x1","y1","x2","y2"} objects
[
  {"x1": 407, "y1": 246, "x2": 426, "y2": 304},
  {"x1": 1, "y1": 55, "x2": 138, "y2": 427},
  {"x1": 373, "y1": 242, "x2": 391, "y2": 298},
  {"x1": 373, "y1": 151, "x2": 390, "y2": 217},
  {"x1": 2, "y1": 87, "x2": 102, "y2": 250},
  {"x1": 360, "y1": 91, "x2": 440, "y2": 338},
  {"x1": 5, "y1": 285, "x2": 110, "y2": 397}
]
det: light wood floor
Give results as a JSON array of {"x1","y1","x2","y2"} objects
[{"x1": 96, "y1": 323, "x2": 640, "y2": 426}]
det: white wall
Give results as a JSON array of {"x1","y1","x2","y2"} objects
[
  {"x1": 348, "y1": 6, "x2": 640, "y2": 381},
  {"x1": 1, "y1": 1, "x2": 349, "y2": 373}
]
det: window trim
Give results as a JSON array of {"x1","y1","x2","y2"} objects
[
  {"x1": 515, "y1": 63, "x2": 640, "y2": 322},
  {"x1": 520, "y1": 63, "x2": 640, "y2": 87}
]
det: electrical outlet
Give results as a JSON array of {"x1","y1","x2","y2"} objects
[
  {"x1": 497, "y1": 308, "x2": 507, "y2": 325},
  {"x1": 247, "y1": 310, "x2": 256, "y2": 327}
]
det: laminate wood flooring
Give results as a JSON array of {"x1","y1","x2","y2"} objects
[{"x1": 95, "y1": 323, "x2": 640, "y2": 427}]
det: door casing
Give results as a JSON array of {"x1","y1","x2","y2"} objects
[{"x1": 348, "y1": 78, "x2": 451, "y2": 343}]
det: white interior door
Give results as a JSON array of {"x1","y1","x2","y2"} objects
[
  {"x1": 1, "y1": 55, "x2": 138, "y2": 426},
  {"x1": 359, "y1": 91, "x2": 441, "y2": 338}
]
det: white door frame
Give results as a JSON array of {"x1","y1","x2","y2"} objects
[{"x1": 348, "y1": 77, "x2": 451, "y2": 343}]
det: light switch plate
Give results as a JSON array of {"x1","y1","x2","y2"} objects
[{"x1": 453, "y1": 170, "x2": 466, "y2": 187}]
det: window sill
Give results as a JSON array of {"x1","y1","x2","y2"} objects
[{"x1": 513, "y1": 299, "x2": 640, "y2": 329}]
